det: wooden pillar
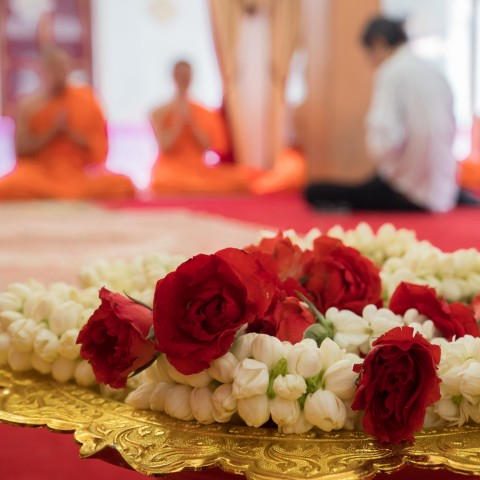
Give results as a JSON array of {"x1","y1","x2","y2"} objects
[{"x1": 301, "y1": 0, "x2": 380, "y2": 183}]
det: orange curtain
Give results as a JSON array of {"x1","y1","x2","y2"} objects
[
  {"x1": 208, "y1": 0, "x2": 247, "y2": 165},
  {"x1": 209, "y1": 0, "x2": 300, "y2": 170}
]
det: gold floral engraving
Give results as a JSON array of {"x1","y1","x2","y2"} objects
[{"x1": 1, "y1": 366, "x2": 480, "y2": 479}]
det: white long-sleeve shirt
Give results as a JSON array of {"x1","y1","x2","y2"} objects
[{"x1": 365, "y1": 45, "x2": 458, "y2": 212}]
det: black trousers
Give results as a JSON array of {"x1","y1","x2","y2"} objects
[{"x1": 304, "y1": 175, "x2": 424, "y2": 211}]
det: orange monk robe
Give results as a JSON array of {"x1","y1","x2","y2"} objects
[
  {"x1": 249, "y1": 148, "x2": 307, "y2": 195},
  {"x1": 150, "y1": 102, "x2": 257, "y2": 194},
  {"x1": 458, "y1": 116, "x2": 480, "y2": 189},
  {"x1": 0, "y1": 85, "x2": 134, "y2": 200}
]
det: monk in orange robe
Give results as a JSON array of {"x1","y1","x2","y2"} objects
[
  {"x1": 0, "y1": 47, "x2": 135, "y2": 200},
  {"x1": 150, "y1": 61, "x2": 256, "y2": 194}
]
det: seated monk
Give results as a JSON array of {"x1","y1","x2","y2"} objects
[
  {"x1": 0, "y1": 46, "x2": 135, "y2": 200},
  {"x1": 150, "y1": 60, "x2": 256, "y2": 194}
]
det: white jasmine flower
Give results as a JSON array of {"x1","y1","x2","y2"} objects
[
  {"x1": 323, "y1": 358, "x2": 359, "y2": 400},
  {"x1": 100, "y1": 384, "x2": 127, "y2": 401},
  {"x1": 211, "y1": 383, "x2": 237, "y2": 423},
  {"x1": 231, "y1": 333, "x2": 258, "y2": 361},
  {"x1": 343, "y1": 400, "x2": 357, "y2": 431},
  {"x1": 184, "y1": 370, "x2": 212, "y2": 388},
  {"x1": 30, "y1": 353, "x2": 53, "y2": 375},
  {"x1": 125, "y1": 383, "x2": 157, "y2": 410},
  {"x1": 283, "y1": 228, "x2": 321, "y2": 250},
  {"x1": 278, "y1": 411, "x2": 313, "y2": 434},
  {"x1": 439, "y1": 365, "x2": 465, "y2": 396},
  {"x1": 208, "y1": 352, "x2": 238, "y2": 383},
  {"x1": 287, "y1": 339, "x2": 323, "y2": 378},
  {"x1": 251, "y1": 334, "x2": 284, "y2": 370},
  {"x1": 149, "y1": 382, "x2": 175, "y2": 412},
  {"x1": 58, "y1": 329, "x2": 81, "y2": 360},
  {"x1": 304, "y1": 390, "x2": 347, "y2": 431},
  {"x1": 232, "y1": 358, "x2": 269, "y2": 399},
  {"x1": 164, "y1": 384, "x2": 194, "y2": 421},
  {"x1": 51, "y1": 357, "x2": 77, "y2": 383},
  {"x1": 78, "y1": 307, "x2": 95, "y2": 329},
  {"x1": 33, "y1": 329, "x2": 59, "y2": 362},
  {"x1": 269, "y1": 396, "x2": 300, "y2": 427},
  {"x1": 361, "y1": 305, "x2": 403, "y2": 353},
  {"x1": 154, "y1": 354, "x2": 173, "y2": 382},
  {"x1": 272, "y1": 374, "x2": 307, "y2": 400},
  {"x1": 326, "y1": 225, "x2": 344, "y2": 239},
  {"x1": 0, "y1": 292, "x2": 22, "y2": 312},
  {"x1": 74, "y1": 361, "x2": 96, "y2": 387},
  {"x1": 190, "y1": 386, "x2": 215, "y2": 425},
  {"x1": 327, "y1": 308, "x2": 369, "y2": 353},
  {"x1": 423, "y1": 407, "x2": 448, "y2": 429},
  {"x1": 237, "y1": 394, "x2": 270, "y2": 427},
  {"x1": 282, "y1": 341, "x2": 294, "y2": 358},
  {"x1": 49, "y1": 282, "x2": 79, "y2": 301},
  {"x1": 9, "y1": 318, "x2": 40, "y2": 353},
  {"x1": 165, "y1": 361, "x2": 192, "y2": 385},
  {"x1": 7, "y1": 282, "x2": 41, "y2": 302},
  {"x1": 434, "y1": 397, "x2": 463, "y2": 425},
  {"x1": 76, "y1": 288, "x2": 100, "y2": 310},
  {"x1": 463, "y1": 401, "x2": 480, "y2": 423},
  {"x1": 459, "y1": 361, "x2": 480, "y2": 403},
  {"x1": 406, "y1": 319, "x2": 436, "y2": 341},
  {"x1": 403, "y1": 308, "x2": 428, "y2": 326},
  {"x1": 49, "y1": 301, "x2": 83, "y2": 335},
  {"x1": 318, "y1": 337, "x2": 344, "y2": 370},
  {"x1": 78, "y1": 267, "x2": 102, "y2": 289},
  {"x1": 141, "y1": 364, "x2": 162, "y2": 384},
  {"x1": 456, "y1": 336, "x2": 480, "y2": 362},
  {"x1": 8, "y1": 349, "x2": 32, "y2": 372},
  {"x1": 0, "y1": 310, "x2": 24, "y2": 331},
  {"x1": 440, "y1": 279, "x2": 463, "y2": 302},
  {"x1": 23, "y1": 294, "x2": 55, "y2": 323},
  {"x1": 165, "y1": 362, "x2": 211, "y2": 387}
]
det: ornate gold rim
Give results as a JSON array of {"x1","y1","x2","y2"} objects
[{"x1": 1, "y1": 366, "x2": 480, "y2": 479}]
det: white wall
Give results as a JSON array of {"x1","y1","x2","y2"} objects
[{"x1": 91, "y1": 0, "x2": 222, "y2": 124}]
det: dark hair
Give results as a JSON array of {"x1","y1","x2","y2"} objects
[
  {"x1": 361, "y1": 16, "x2": 408, "y2": 48},
  {"x1": 172, "y1": 59, "x2": 192, "y2": 71}
]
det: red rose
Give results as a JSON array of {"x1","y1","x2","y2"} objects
[
  {"x1": 246, "y1": 232, "x2": 305, "y2": 281},
  {"x1": 390, "y1": 282, "x2": 480, "y2": 340},
  {"x1": 352, "y1": 326, "x2": 441, "y2": 443},
  {"x1": 269, "y1": 296, "x2": 316, "y2": 343},
  {"x1": 248, "y1": 295, "x2": 315, "y2": 343},
  {"x1": 77, "y1": 288, "x2": 157, "y2": 389},
  {"x1": 301, "y1": 236, "x2": 382, "y2": 315},
  {"x1": 153, "y1": 248, "x2": 277, "y2": 375},
  {"x1": 471, "y1": 295, "x2": 480, "y2": 321}
]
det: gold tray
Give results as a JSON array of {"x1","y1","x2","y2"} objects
[{"x1": 1, "y1": 365, "x2": 480, "y2": 479}]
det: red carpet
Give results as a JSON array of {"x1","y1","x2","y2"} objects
[
  {"x1": 1, "y1": 193, "x2": 480, "y2": 479},
  {"x1": 104, "y1": 192, "x2": 480, "y2": 251}
]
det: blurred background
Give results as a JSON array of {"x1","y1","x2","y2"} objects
[{"x1": 0, "y1": 0, "x2": 478, "y2": 188}]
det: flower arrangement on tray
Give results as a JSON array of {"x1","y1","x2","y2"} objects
[{"x1": 1, "y1": 223, "x2": 480, "y2": 445}]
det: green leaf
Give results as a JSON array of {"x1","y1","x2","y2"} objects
[
  {"x1": 147, "y1": 325, "x2": 156, "y2": 342},
  {"x1": 295, "y1": 291, "x2": 325, "y2": 323},
  {"x1": 303, "y1": 323, "x2": 329, "y2": 347},
  {"x1": 267, "y1": 358, "x2": 288, "y2": 399}
]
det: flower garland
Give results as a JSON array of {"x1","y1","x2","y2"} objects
[{"x1": 1, "y1": 224, "x2": 480, "y2": 444}]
